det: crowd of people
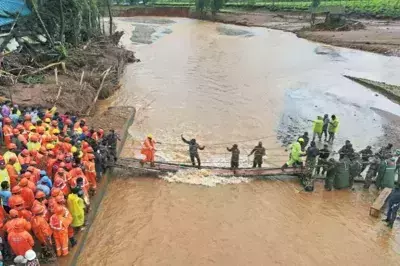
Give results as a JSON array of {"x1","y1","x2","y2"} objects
[{"x1": 0, "y1": 101, "x2": 118, "y2": 265}]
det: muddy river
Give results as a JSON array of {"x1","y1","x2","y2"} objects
[{"x1": 78, "y1": 18, "x2": 400, "y2": 265}]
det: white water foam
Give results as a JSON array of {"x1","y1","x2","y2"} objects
[{"x1": 161, "y1": 169, "x2": 252, "y2": 187}]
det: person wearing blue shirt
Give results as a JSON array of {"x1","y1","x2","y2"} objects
[
  {"x1": 0, "y1": 181, "x2": 12, "y2": 213},
  {"x1": 39, "y1": 171, "x2": 53, "y2": 189},
  {"x1": 36, "y1": 182, "x2": 50, "y2": 197}
]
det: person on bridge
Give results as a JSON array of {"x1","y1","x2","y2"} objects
[
  {"x1": 140, "y1": 134, "x2": 157, "y2": 167},
  {"x1": 322, "y1": 114, "x2": 330, "y2": 142},
  {"x1": 227, "y1": 144, "x2": 240, "y2": 169},
  {"x1": 181, "y1": 135, "x2": 205, "y2": 169},
  {"x1": 248, "y1": 142, "x2": 266, "y2": 168},
  {"x1": 8, "y1": 219, "x2": 34, "y2": 256},
  {"x1": 281, "y1": 138, "x2": 305, "y2": 171}
]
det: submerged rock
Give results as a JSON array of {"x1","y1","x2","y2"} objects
[{"x1": 217, "y1": 25, "x2": 254, "y2": 37}]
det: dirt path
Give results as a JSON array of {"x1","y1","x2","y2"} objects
[{"x1": 212, "y1": 10, "x2": 400, "y2": 56}]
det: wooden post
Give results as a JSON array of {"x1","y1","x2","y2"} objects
[{"x1": 370, "y1": 188, "x2": 393, "y2": 217}]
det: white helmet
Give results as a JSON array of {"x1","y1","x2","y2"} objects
[{"x1": 25, "y1": 249, "x2": 36, "y2": 260}]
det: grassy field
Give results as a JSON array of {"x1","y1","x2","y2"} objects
[{"x1": 114, "y1": 0, "x2": 400, "y2": 16}]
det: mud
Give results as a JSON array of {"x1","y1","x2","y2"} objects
[
  {"x1": 0, "y1": 36, "x2": 136, "y2": 115},
  {"x1": 207, "y1": 10, "x2": 400, "y2": 56}
]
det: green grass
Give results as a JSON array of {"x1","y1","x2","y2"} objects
[{"x1": 113, "y1": 0, "x2": 400, "y2": 16}]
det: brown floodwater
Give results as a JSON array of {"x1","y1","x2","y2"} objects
[
  {"x1": 78, "y1": 17, "x2": 400, "y2": 265},
  {"x1": 78, "y1": 179, "x2": 400, "y2": 266}
]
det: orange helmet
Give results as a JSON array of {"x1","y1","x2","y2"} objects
[
  {"x1": 88, "y1": 154, "x2": 95, "y2": 160},
  {"x1": 16, "y1": 124, "x2": 24, "y2": 131},
  {"x1": 87, "y1": 147, "x2": 94, "y2": 153},
  {"x1": 55, "y1": 195, "x2": 65, "y2": 204},
  {"x1": 31, "y1": 204, "x2": 45, "y2": 215},
  {"x1": 48, "y1": 151, "x2": 55, "y2": 157},
  {"x1": 30, "y1": 150, "x2": 38, "y2": 156},
  {"x1": 30, "y1": 135, "x2": 38, "y2": 142},
  {"x1": 52, "y1": 135, "x2": 58, "y2": 141},
  {"x1": 82, "y1": 126, "x2": 89, "y2": 132},
  {"x1": 12, "y1": 186, "x2": 21, "y2": 194},
  {"x1": 44, "y1": 113, "x2": 52, "y2": 119},
  {"x1": 14, "y1": 219, "x2": 26, "y2": 230},
  {"x1": 35, "y1": 191, "x2": 46, "y2": 199},
  {"x1": 39, "y1": 146, "x2": 47, "y2": 154},
  {"x1": 57, "y1": 168, "x2": 65, "y2": 174},
  {"x1": 59, "y1": 162, "x2": 66, "y2": 168},
  {"x1": 37, "y1": 127, "x2": 45, "y2": 134},
  {"x1": 57, "y1": 154, "x2": 64, "y2": 161},
  {"x1": 19, "y1": 178, "x2": 28, "y2": 187},
  {"x1": 82, "y1": 142, "x2": 89, "y2": 149},
  {"x1": 7, "y1": 143, "x2": 16, "y2": 150},
  {"x1": 99, "y1": 129, "x2": 104, "y2": 134},
  {"x1": 12, "y1": 128, "x2": 19, "y2": 134},
  {"x1": 51, "y1": 188, "x2": 61, "y2": 198},
  {"x1": 65, "y1": 119, "x2": 72, "y2": 125},
  {"x1": 9, "y1": 209, "x2": 19, "y2": 218},
  {"x1": 24, "y1": 114, "x2": 32, "y2": 120},
  {"x1": 27, "y1": 166, "x2": 35, "y2": 172},
  {"x1": 14, "y1": 197, "x2": 25, "y2": 209},
  {"x1": 23, "y1": 172, "x2": 32, "y2": 179},
  {"x1": 64, "y1": 137, "x2": 71, "y2": 143},
  {"x1": 21, "y1": 149, "x2": 29, "y2": 156},
  {"x1": 3, "y1": 117, "x2": 11, "y2": 124}
]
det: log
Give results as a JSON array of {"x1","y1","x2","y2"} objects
[
  {"x1": 370, "y1": 187, "x2": 392, "y2": 217},
  {"x1": 55, "y1": 67, "x2": 58, "y2": 85},
  {"x1": 80, "y1": 71, "x2": 85, "y2": 86},
  {"x1": 20, "y1": 62, "x2": 65, "y2": 77},
  {"x1": 86, "y1": 67, "x2": 111, "y2": 116}
]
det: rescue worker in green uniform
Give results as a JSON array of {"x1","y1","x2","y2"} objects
[
  {"x1": 338, "y1": 140, "x2": 354, "y2": 160},
  {"x1": 324, "y1": 158, "x2": 337, "y2": 191},
  {"x1": 312, "y1": 116, "x2": 324, "y2": 142},
  {"x1": 376, "y1": 157, "x2": 396, "y2": 189},
  {"x1": 299, "y1": 132, "x2": 309, "y2": 151},
  {"x1": 328, "y1": 115, "x2": 339, "y2": 143},
  {"x1": 316, "y1": 144, "x2": 330, "y2": 175},
  {"x1": 303, "y1": 141, "x2": 319, "y2": 191},
  {"x1": 364, "y1": 155, "x2": 381, "y2": 189},
  {"x1": 227, "y1": 144, "x2": 240, "y2": 169},
  {"x1": 349, "y1": 153, "x2": 362, "y2": 190},
  {"x1": 248, "y1": 142, "x2": 266, "y2": 168},
  {"x1": 359, "y1": 145, "x2": 373, "y2": 174},
  {"x1": 281, "y1": 138, "x2": 305, "y2": 171},
  {"x1": 377, "y1": 143, "x2": 393, "y2": 160}
]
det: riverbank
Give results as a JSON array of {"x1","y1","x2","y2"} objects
[
  {"x1": 208, "y1": 10, "x2": 400, "y2": 56},
  {"x1": 0, "y1": 34, "x2": 137, "y2": 115}
]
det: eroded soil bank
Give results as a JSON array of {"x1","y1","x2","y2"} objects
[{"x1": 209, "y1": 10, "x2": 400, "y2": 56}]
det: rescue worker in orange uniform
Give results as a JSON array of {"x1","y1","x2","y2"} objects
[
  {"x1": 54, "y1": 177, "x2": 70, "y2": 196},
  {"x1": 84, "y1": 154, "x2": 97, "y2": 192},
  {"x1": 17, "y1": 124, "x2": 29, "y2": 142},
  {"x1": 3, "y1": 117, "x2": 13, "y2": 148},
  {"x1": 47, "y1": 151, "x2": 57, "y2": 179},
  {"x1": 140, "y1": 134, "x2": 157, "y2": 167},
  {"x1": 9, "y1": 186, "x2": 23, "y2": 209},
  {"x1": 6, "y1": 157, "x2": 19, "y2": 188},
  {"x1": 13, "y1": 196, "x2": 32, "y2": 221},
  {"x1": 3, "y1": 209, "x2": 31, "y2": 233},
  {"x1": 31, "y1": 204, "x2": 53, "y2": 247},
  {"x1": 23, "y1": 114, "x2": 33, "y2": 131},
  {"x1": 18, "y1": 149, "x2": 31, "y2": 167},
  {"x1": 27, "y1": 166, "x2": 40, "y2": 184},
  {"x1": 21, "y1": 172, "x2": 36, "y2": 193},
  {"x1": 19, "y1": 178, "x2": 35, "y2": 210},
  {"x1": 91, "y1": 128, "x2": 104, "y2": 142},
  {"x1": 32, "y1": 191, "x2": 50, "y2": 222},
  {"x1": 50, "y1": 205, "x2": 71, "y2": 256},
  {"x1": 8, "y1": 219, "x2": 34, "y2": 256},
  {"x1": 55, "y1": 168, "x2": 71, "y2": 184}
]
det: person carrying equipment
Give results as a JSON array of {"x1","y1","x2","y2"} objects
[
  {"x1": 181, "y1": 135, "x2": 205, "y2": 168},
  {"x1": 281, "y1": 138, "x2": 306, "y2": 171},
  {"x1": 248, "y1": 142, "x2": 266, "y2": 168}
]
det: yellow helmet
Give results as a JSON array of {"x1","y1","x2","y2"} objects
[
  {"x1": 71, "y1": 146, "x2": 78, "y2": 153},
  {"x1": 29, "y1": 126, "x2": 36, "y2": 131},
  {"x1": 147, "y1": 134, "x2": 153, "y2": 139},
  {"x1": 52, "y1": 128, "x2": 60, "y2": 134},
  {"x1": 45, "y1": 118, "x2": 51, "y2": 123},
  {"x1": 75, "y1": 128, "x2": 83, "y2": 133},
  {"x1": 46, "y1": 144, "x2": 55, "y2": 150},
  {"x1": 298, "y1": 138, "x2": 304, "y2": 143},
  {"x1": 78, "y1": 151, "x2": 83, "y2": 158}
]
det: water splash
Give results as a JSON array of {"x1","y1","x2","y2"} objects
[{"x1": 161, "y1": 169, "x2": 252, "y2": 187}]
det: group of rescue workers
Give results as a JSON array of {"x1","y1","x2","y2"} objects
[{"x1": 0, "y1": 101, "x2": 118, "y2": 265}]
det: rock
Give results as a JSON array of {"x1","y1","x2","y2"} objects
[{"x1": 375, "y1": 94, "x2": 379, "y2": 96}]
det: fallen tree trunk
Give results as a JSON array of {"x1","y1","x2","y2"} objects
[{"x1": 86, "y1": 67, "x2": 111, "y2": 115}]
